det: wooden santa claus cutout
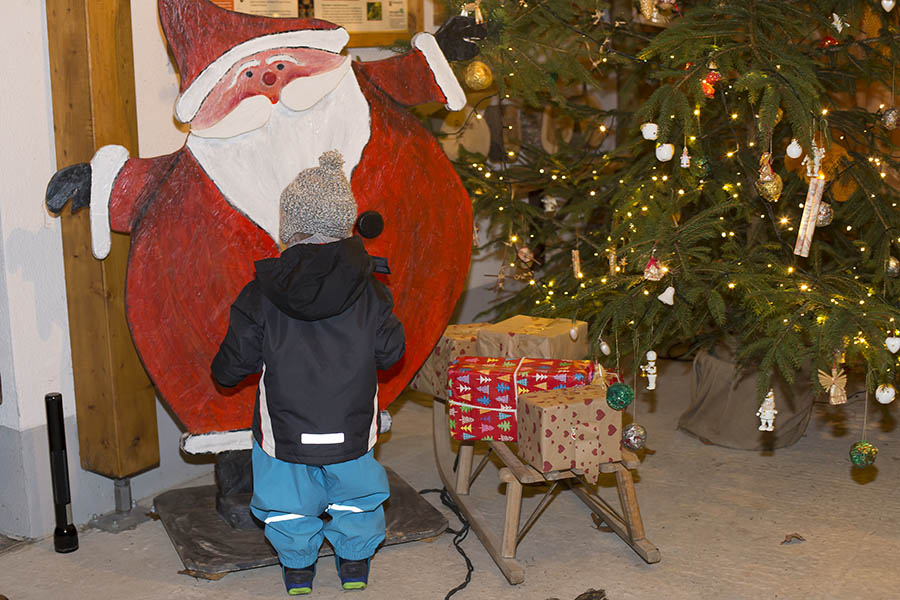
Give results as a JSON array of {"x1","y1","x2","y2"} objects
[{"x1": 46, "y1": 0, "x2": 471, "y2": 451}]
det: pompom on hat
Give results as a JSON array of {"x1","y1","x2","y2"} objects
[{"x1": 280, "y1": 150, "x2": 358, "y2": 242}]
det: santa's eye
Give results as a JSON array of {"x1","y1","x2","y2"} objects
[
  {"x1": 276, "y1": 63, "x2": 285, "y2": 70},
  {"x1": 245, "y1": 71, "x2": 253, "y2": 78}
]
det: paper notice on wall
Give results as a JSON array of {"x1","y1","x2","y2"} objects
[
  {"x1": 221, "y1": 0, "x2": 300, "y2": 17},
  {"x1": 314, "y1": 0, "x2": 408, "y2": 33}
]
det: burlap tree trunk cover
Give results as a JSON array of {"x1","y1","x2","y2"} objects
[{"x1": 681, "y1": 343, "x2": 814, "y2": 450}]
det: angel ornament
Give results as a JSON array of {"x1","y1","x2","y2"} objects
[
  {"x1": 641, "y1": 350, "x2": 658, "y2": 390},
  {"x1": 818, "y1": 365, "x2": 848, "y2": 405},
  {"x1": 756, "y1": 389, "x2": 777, "y2": 431}
]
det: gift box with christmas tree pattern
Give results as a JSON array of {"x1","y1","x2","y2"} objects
[{"x1": 447, "y1": 356, "x2": 595, "y2": 441}]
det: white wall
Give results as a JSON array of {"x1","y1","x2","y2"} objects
[{"x1": 0, "y1": 1, "x2": 213, "y2": 540}]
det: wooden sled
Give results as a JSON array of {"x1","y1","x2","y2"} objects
[{"x1": 432, "y1": 396, "x2": 660, "y2": 584}]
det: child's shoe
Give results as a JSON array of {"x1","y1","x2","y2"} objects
[
  {"x1": 335, "y1": 556, "x2": 370, "y2": 590},
  {"x1": 283, "y1": 562, "x2": 316, "y2": 595}
]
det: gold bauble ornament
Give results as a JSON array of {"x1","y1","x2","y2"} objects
[
  {"x1": 756, "y1": 152, "x2": 783, "y2": 202},
  {"x1": 881, "y1": 107, "x2": 900, "y2": 131},
  {"x1": 756, "y1": 175, "x2": 783, "y2": 202},
  {"x1": 640, "y1": 0, "x2": 657, "y2": 20},
  {"x1": 465, "y1": 60, "x2": 493, "y2": 91}
]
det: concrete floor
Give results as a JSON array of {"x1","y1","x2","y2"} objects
[{"x1": 2, "y1": 360, "x2": 898, "y2": 599}]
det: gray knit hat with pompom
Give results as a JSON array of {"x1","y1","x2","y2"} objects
[{"x1": 279, "y1": 150, "x2": 357, "y2": 242}]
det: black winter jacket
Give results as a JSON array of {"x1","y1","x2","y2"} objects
[{"x1": 211, "y1": 236, "x2": 405, "y2": 465}]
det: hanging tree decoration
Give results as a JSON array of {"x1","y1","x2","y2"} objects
[
  {"x1": 756, "y1": 151, "x2": 783, "y2": 202},
  {"x1": 886, "y1": 256, "x2": 900, "y2": 278},
  {"x1": 680, "y1": 145, "x2": 691, "y2": 168},
  {"x1": 818, "y1": 362, "x2": 848, "y2": 405},
  {"x1": 875, "y1": 383, "x2": 896, "y2": 405},
  {"x1": 622, "y1": 423, "x2": 647, "y2": 451},
  {"x1": 655, "y1": 143, "x2": 675, "y2": 162},
  {"x1": 643, "y1": 247, "x2": 666, "y2": 281},
  {"x1": 607, "y1": 382, "x2": 634, "y2": 410},
  {"x1": 883, "y1": 0, "x2": 897, "y2": 14},
  {"x1": 701, "y1": 59, "x2": 721, "y2": 99},
  {"x1": 756, "y1": 389, "x2": 777, "y2": 431},
  {"x1": 465, "y1": 60, "x2": 493, "y2": 91},
  {"x1": 886, "y1": 336, "x2": 900, "y2": 354},
  {"x1": 641, "y1": 122, "x2": 659, "y2": 140},
  {"x1": 640, "y1": 350, "x2": 658, "y2": 390},
  {"x1": 850, "y1": 376, "x2": 878, "y2": 468},
  {"x1": 880, "y1": 64, "x2": 899, "y2": 130},
  {"x1": 816, "y1": 201, "x2": 833, "y2": 227},
  {"x1": 571, "y1": 249, "x2": 583, "y2": 279},
  {"x1": 794, "y1": 135, "x2": 826, "y2": 257},
  {"x1": 786, "y1": 139, "x2": 803, "y2": 159}
]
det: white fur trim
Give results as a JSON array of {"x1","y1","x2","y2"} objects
[
  {"x1": 412, "y1": 33, "x2": 466, "y2": 111},
  {"x1": 180, "y1": 429, "x2": 253, "y2": 454},
  {"x1": 175, "y1": 28, "x2": 350, "y2": 123},
  {"x1": 89, "y1": 145, "x2": 129, "y2": 260}
]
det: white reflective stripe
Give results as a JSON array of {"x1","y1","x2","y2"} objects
[
  {"x1": 327, "y1": 504, "x2": 363, "y2": 513},
  {"x1": 259, "y1": 364, "x2": 277, "y2": 456},
  {"x1": 300, "y1": 432, "x2": 345, "y2": 445},
  {"x1": 367, "y1": 385, "x2": 379, "y2": 451},
  {"x1": 265, "y1": 513, "x2": 307, "y2": 524}
]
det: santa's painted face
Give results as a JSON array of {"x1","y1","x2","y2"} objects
[{"x1": 191, "y1": 47, "x2": 348, "y2": 137}]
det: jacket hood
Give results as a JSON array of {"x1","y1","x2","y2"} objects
[{"x1": 254, "y1": 236, "x2": 373, "y2": 320}]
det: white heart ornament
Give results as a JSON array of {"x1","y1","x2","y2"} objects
[
  {"x1": 886, "y1": 337, "x2": 900, "y2": 353},
  {"x1": 876, "y1": 384, "x2": 896, "y2": 404},
  {"x1": 658, "y1": 286, "x2": 675, "y2": 305},
  {"x1": 883, "y1": 0, "x2": 896, "y2": 13}
]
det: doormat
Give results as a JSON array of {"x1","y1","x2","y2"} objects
[{"x1": 155, "y1": 466, "x2": 447, "y2": 576}]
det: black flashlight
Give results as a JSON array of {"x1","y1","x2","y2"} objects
[{"x1": 45, "y1": 393, "x2": 78, "y2": 553}]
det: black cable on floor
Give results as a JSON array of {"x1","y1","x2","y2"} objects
[{"x1": 419, "y1": 487, "x2": 473, "y2": 599}]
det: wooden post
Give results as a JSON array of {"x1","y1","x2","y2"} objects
[{"x1": 45, "y1": 0, "x2": 159, "y2": 478}]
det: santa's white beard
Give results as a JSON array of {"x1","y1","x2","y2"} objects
[{"x1": 186, "y1": 70, "x2": 371, "y2": 241}]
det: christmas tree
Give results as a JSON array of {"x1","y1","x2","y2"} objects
[{"x1": 441, "y1": 0, "x2": 900, "y2": 404}]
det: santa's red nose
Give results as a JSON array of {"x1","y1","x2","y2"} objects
[{"x1": 262, "y1": 71, "x2": 277, "y2": 86}]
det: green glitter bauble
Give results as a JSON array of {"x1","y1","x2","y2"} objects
[
  {"x1": 606, "y1": 382, "x2": 635, "y2": 410},
  {"x1": 849, "y1": 440, "x2": 878, "y2": 468},
  {"x1": 690, "y1": 156, "x2": 711, "y2": 178}
]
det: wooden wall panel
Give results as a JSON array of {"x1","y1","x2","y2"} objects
[{"x1": 46, "y1": 0, "x2": 159, "y2": 479}]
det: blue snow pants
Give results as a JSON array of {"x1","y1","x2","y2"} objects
[{"x1": 250, "y1": 440, "x2": 390, "y2": 568}]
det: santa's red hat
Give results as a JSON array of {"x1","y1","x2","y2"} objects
[{"x1": 160, "y1": 0, "x2": 349, "y2": 123}]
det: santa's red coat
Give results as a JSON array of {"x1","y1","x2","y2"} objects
[{"x1": 105, "y1": 56, "x2": 471, "y2": 433}]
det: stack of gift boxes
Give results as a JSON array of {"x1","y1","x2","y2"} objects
[{"x1": 410, "y1": 315, "x2": 624, "y2": 483}]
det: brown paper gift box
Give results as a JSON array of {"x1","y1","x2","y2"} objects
[
  {"x1": 516, "y1": 382, "x2": 622, "y2": 484},
  {"x1": 409, "y1": 323, "x2": 490, "y2": 400},
  {"x1": 475, "y1": 315, "x2": 589, "y2": 360}
]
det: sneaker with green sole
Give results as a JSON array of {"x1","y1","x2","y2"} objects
[
  {"x1": 283, "y1": 562, "x2": 316, "y2": 596},
  {"x1": 336, "y1": 556, "x2": 370, "y2": 591}
]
